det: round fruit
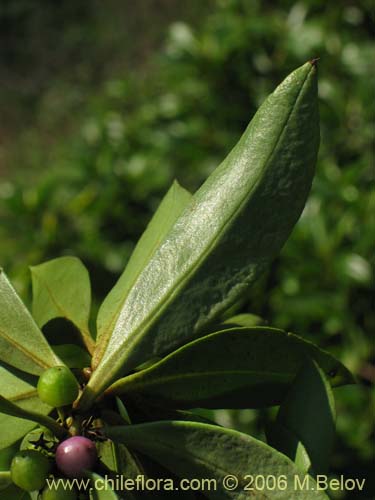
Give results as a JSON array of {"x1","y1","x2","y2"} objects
[
  {"x1": 55, "y1": 436, "x2": 97, "y2": 478},
  {"x1": 37, "y1": 366, "x2": 79, "y2": 407},
  {"x1": 41, "y1": 480, "x2": 77, "y2": 499},
  {"x1": 10, "y1": 449, "x2": 51, "y2": 491}
]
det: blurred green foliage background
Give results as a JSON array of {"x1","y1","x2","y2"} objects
[{"x1": 0, "y1": 1, "x2": 373, "y2": 497}]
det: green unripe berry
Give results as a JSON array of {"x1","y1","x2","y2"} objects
[
  {"x1": 10, "y1": 450, "x2": 51, "y2": 491},
  {"x1": 37, "y1": 366, "x2": 79, "y2": 407},
  {"x1": 41, "y1": 480, "x2": 77, "y2": 499}
]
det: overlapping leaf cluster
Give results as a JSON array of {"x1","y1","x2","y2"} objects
[{"x1": 0, "y1": 63, "x2": 354, "y2": 499}]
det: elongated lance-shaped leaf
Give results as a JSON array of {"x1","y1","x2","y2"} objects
[
  {"x1": 30, "y1": 256, "x2": 94, "y2": 354},
  {"x1": 0, "y1": 270, "x2": 61, "y2": 375},
  {"x1": 107, "y1": 327, "x2": 353, "y2": 408},
  {"x1": 92, "y1": 180, "x2": 192, "y2": 370},
  {"x1": 80, "y1": 62, "x2": 319, "y2": 409},
  {"x1": 106, "y1": 421, "x2": 329, "y2": 499},
  {"x1": 276, "y1": 358, "x2": 336, "y2": 475}
]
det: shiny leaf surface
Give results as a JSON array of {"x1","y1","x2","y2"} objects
[
  {"x1": 92, "y1": 180, "x2": 191, "y2": 369},
  {"x1": 81, "y1": 62, "x2": 319, "y2": 408},
  {"x1": 107, "y1": 420, "x2": 329, "y2": 499},
  {"x1": 0, "y1": 270, "x2": 61, "y2": 375},
  {"x1": 108, "y1": 327, "x2": 353, "y2": 408}
]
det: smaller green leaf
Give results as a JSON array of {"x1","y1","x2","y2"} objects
[
  {"x1": 0, "y1": 395, "x2": 67, "y2": 440},
  {"x1": 106, "y1": 420, "x2": 329, "y2": 499},
  {"x1": 0, "y1": 409, "x2": 37, "y2": 450},
  {"x1": 108, "y1": 327, "x2": 354, "y2": 409},
  {"x1": 0, "y1": 270, "x2": 61, "y2": 375},
  {"x1": 93, "y1": 180, "x2": 192, "y2": 369},
  {"x1": 222, "y1": 313, "x2": 266, "y2": 328},
  {"x1": 0, "y1": 363, "x2": 52, "y2": 449},
  {"x1": 266, "y1": 420, "x2": 312, "y2": 473},
  {"x1": 276, "y1": 358, "x2": 336, "y2": 475},
  {"x1": 0, "y1": 442, "x2": 19, "y2": 470},
  {"x1": 85, "y1": 471, "x2": 120, "y2": 500},
  {"x1": 1, "y1": 483, "x2": 32, "y2": 500},
  {"x1": 0, "y1": 471, "x2": 11, "y2": 490},
  {"x1": 51, "y1": 344, "x2": 91, "y2": 369},
  {"x1": 97, "y1": 440, "x2": 118, "y2": 473},
  {"x1": 30, "y1": 256, "x2": 94, "y2": 354},
  {"x1": 115, "y1": 398, "x2": 131, "y2": 424},
  {"x1": 203, "y1": 313, "x2": 265, "y2": 335},
  {"x1": 97, "y1": 440, "x2": 145, "y2": 500}
]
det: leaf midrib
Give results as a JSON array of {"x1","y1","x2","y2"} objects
[
  {"x1": 33, "y1": 270, "x2": 87, "y2": 331},
  {"x1": 116, "y1": 430, "x2": 277, "y2": 498},
  {"x1": 10, "y1": 389, "x2": 38, "y2": 402},
  {"x1": 32, "y1": 269, "x2": 94, "y2": 354},
  {"x1": 114, "y1": 369, "x2": 291, "y2": 393},
  {"x1": 0, "y1": 326, "x2": 51, "y2": 370}
]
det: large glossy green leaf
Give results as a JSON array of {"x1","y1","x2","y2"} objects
[
  {"x1": 81, "y1": 62, "x2": 320, "y2": 409},
  {"x1": 107, "y1": 327, "x2": 353, "y2": 409},
  {"x1": 0, "y1": 270, "x2": 61, "y2": 375},
  {"x1": 276, "y1": 358, "x2": 336, "y2": 475},
  {"x1": 0, "y1": 362, "x2": 64, "y2": 448},
  {"x1": 106, "y1": 420, "x2": 329, "y2": 499},
  {"x1": 92, "y1": 180, "x2": 192, "y2": 369},
  {"x1": 30, "y1": 256, "x2": 94, "y2": 354}
]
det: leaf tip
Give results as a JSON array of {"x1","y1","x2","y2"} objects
[{"x1": 309, "y1": 57, "x2": 320, "y2": 68}]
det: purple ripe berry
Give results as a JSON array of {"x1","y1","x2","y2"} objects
[{"x1": 55, "y1": 436, "x2": 97, "y2": 478}]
